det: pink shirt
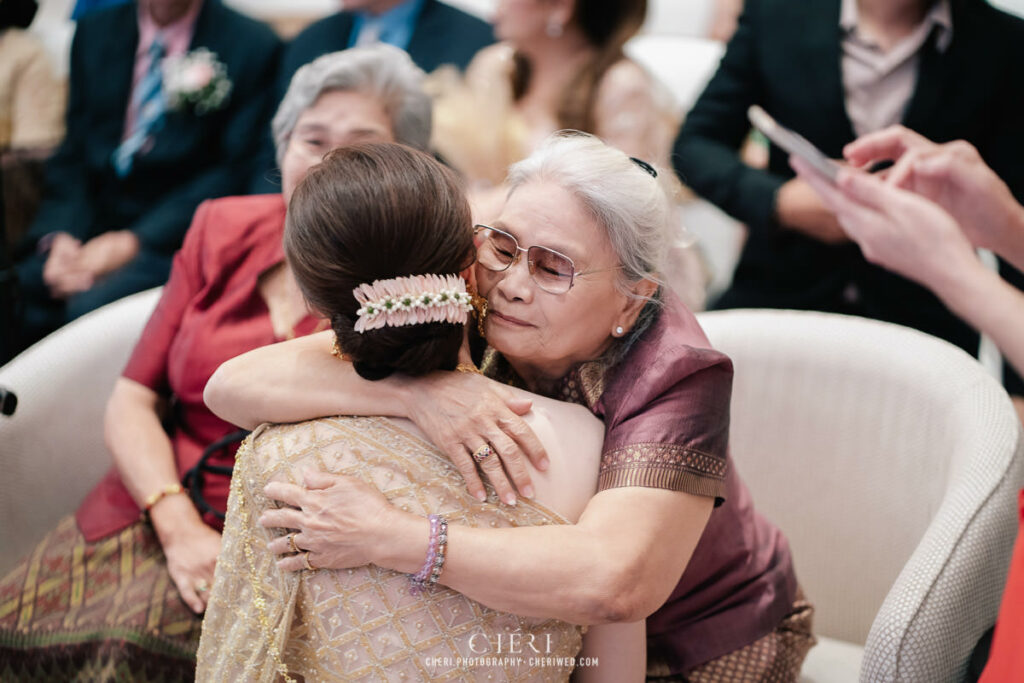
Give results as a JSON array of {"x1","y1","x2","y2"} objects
[
  {"x1": 121, "y1": 0, "x2": 204, "y2": 141},
  {"x1": 840, "y1": 0, "x2": 952, "y2": 138}
]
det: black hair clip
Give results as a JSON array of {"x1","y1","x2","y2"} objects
[{"x1": 629, "y1": 157, "x2": 658, "y2": 178}]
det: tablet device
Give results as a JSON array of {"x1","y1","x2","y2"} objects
[{"x1": 748, "y1": 105, "x2": 840, "y2": 183}]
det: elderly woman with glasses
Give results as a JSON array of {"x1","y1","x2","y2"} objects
[
  {"x1": 205, "y1": 132, "x2": 813, "y2": 680},
  {"x1": 0, "y1": 45, "x2": 429, "y2": 680}
]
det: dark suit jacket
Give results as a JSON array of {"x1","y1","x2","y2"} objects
[
  {"x1": 282, "y1": 0, "x2": 492, "y2": 81},
  {"x1": 23, "y1": 0, "x2": 281, "y2": 258},
  {"x1": 674, "y1": 0, "x2": 1024, "y2": 381},
  {"x1": 248, "y1": 0, "x2": 493, "y2": 192}
]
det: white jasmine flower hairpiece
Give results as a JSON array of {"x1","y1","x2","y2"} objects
[{"x1": 353, "y1": 274, "x2": 473, "y2": 333}]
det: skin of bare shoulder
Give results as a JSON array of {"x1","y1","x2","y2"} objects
[
  {"x1": 516, "y1": 391, "x2": 604, "y2": 522},
  {"x1": 593, "y1": 58, "x2": 676, "y2": 165},
  {"x1": 598, "y1": 58, "x2": 653, "y2": 98}
]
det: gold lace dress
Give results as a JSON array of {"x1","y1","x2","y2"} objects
[{"x1": 196, "y1": 416, "x2": 583, "y2": 682}]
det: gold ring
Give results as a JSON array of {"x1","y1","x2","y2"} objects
[
  {"x1": 287, "y1": 532, "x2": 301, "y2": 554},
  {"x1": 472, "y1": 444, "x2": 494, "y2": 464},
  {"x1": 303, "y1": 552, "x2": 318, "y2": 571},
  {"x1": 195, "y1": 579, "x2": 210, "y2": 593}
]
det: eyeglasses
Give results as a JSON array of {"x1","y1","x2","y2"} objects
[{"x1": 473, "y1": 224, "x2": 620, "y2": 295}]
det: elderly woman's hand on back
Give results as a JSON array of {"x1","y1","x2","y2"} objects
[
  {"x1": 401, "y1": 372, "x2": 546, "y2": 505},
  {"x1": 261, "y1": 470, "x2": 398, "y2": 573}
]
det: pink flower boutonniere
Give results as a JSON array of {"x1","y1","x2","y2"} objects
[{"x1": 163, "y1": 48, "x2": 232, "y2": 115}]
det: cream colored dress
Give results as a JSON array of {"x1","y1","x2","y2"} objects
[
  {"x1": 0, "y1": 29, "x2": 65, "y2": 150},
  {"x1": 196, "y1": 416, "x2": 583, "y2": 682}
]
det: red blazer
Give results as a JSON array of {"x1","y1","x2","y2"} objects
[{"x1": 76, "y1": 194, "x2": 324, "y2": 541}]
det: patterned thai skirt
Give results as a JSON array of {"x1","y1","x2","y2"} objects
[
  {"x1": 646, "y1": 589, "x2": 816, "y2": 683},
  {"x1": 0, "y1": 516, "x2": 202, "y2": 681}
]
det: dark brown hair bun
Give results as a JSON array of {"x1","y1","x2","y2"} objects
[{"x1": 285, "y1": 143, "x2": 474, "y2": 379}]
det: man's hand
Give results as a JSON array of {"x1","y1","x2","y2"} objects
[
  {"x1": 42, "y1": 232, "x2": 91, "y2": 298},
  {"x1": 78, "y1": 231, "x2": 140, "y2": 279},
  {"x1": 775, "y1": 177, "x2": 850, "y2": 244}
]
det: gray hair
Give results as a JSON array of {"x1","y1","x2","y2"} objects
[
  {"x1": 272, "y1": 44, "x2": 432, "y2": 165},
  {"x1": 505, "y1": 131, "x2": 676, "y2": 300}
]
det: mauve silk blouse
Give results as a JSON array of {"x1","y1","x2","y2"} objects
[{"x1": 486, "y1": 291, "x2": 799, "y2": 673}]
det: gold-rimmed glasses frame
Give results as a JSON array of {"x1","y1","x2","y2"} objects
[{"x1": 474, "y1": 224, "x2": 620, "y2": 295}]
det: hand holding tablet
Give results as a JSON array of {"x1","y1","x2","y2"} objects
[{"x1": 748, "y1": 105, "x2": 840, "y2": 183}]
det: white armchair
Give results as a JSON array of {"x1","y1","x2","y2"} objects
[
  {"x1": 3, "y1": 297, "x2": 1019, "y2": 683},
  {"x1": 0, "y1": 287, "x2": 161, "y2": 575},
  {"x1": 697, "y1": 309, "x2": 1024, "y2": 682}
]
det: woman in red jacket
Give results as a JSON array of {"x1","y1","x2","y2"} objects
[{"x1": 0, "y1": 44, "x2": 430, "y2": 680}]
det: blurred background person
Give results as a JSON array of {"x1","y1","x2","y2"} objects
[
  {"x1": 278, "y1": 0, "x2": 489, "y2": 77},
  {"x1": 249, "y1": 0, "x2": 493, "y2": 191},
  {"x1": 0, "y1": 0, "x2": 65, "y2": 251},
  {"x1": 282, "y1": 0, "x2": 493, "y2": 80},
  {"x1": 429, "y1": 0, "x2": 673, "y2": 213},
  {"x1": 427, "y1": 0, "x2": 705, "y2": 307},
  {"x1": 8, "y1": 0, "x2": 281, "y2": 362},
  {"x1": 673, "y1": 0, "x2": 1024, "y2": 394},
  {"x1": 0, "y1": 44, "x2": 430, "y2": 680}
]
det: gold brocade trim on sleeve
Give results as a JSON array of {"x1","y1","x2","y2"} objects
[{"x1": 597, "y1": 443, "x2": 727, "y2": 499}]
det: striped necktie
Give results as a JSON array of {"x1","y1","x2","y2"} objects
[{"x1": 112, "y1": 36, "x2": 167, "y2": 177}]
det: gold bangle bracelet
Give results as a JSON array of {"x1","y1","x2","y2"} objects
[{"x1": 142, "y1": 483, "x2": 185, "y2": 512}]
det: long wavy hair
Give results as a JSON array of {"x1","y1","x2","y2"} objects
[{"x1": 511, "y1": 0, "x2": 647, "y2": 132}]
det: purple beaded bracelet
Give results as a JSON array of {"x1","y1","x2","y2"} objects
[{"x1": 409, "y1": 514, "x2": 448, "y2": 595}]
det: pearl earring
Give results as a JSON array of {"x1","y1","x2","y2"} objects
[
  {"x1": 546, "y1": 18, "x2": 563, "y2": 37},
  {"x1": 614, "y1": 326, "x2": 624, "y2": 336}
]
